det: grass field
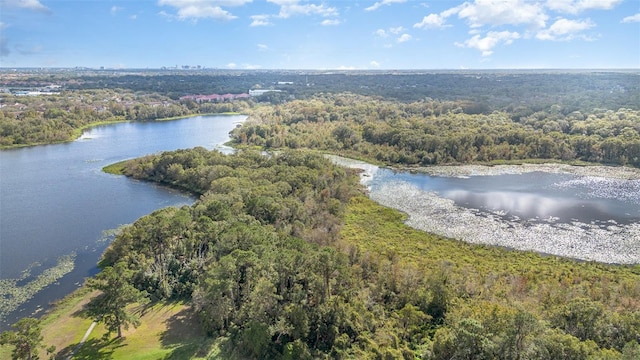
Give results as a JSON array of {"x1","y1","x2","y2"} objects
[{"x1": 1, "y1": 288, "x2": 216, "y2": 360}]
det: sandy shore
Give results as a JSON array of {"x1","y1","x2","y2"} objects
[{"x1": 328, "y1": 157, "x2": 640, "y2": 264}]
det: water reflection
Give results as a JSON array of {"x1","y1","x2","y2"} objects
[
  {"x1": 441, "y1": 190, "x2": 619, "y2": 224},
  {"x1": 373, "y1": 170, "x2": 640, "y2": 225}
]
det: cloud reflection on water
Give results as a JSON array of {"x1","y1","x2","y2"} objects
[{"x1": 441, "y1": 190, "x2": 611, "y2": 223}]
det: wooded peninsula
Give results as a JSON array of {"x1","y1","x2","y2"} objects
[{"x1": 1, "y1": 70, "x2": 639, "y2": 359}]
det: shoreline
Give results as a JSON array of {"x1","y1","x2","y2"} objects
[
  {"x1": 329, "y1": 157, "x2": 640, "y2": 264},
  {"x1": 0, "y1": 112, "x2": 245, "y2": 150}
]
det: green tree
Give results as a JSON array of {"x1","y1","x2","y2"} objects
[
  {"x1": 622, "y1": 341, "x2": 640, "y2": 360},
  {"x1": 85, "y1": 262, "x2": 149, "y2": 338},
  {"x1": 0, "y1": 317, "x2": 54, "y2": 360}
]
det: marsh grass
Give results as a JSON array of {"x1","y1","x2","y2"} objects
[
  {"x1": 340, "y1": 196, "x2": 640, "y2": 314},
  {"x1": 102, "y1": 161, "x2": 129, "y2": 175}
]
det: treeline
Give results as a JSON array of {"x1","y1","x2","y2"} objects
[
  {"x1": 60, "y1": 71, "x2": 640, "y2": 110},
  {"x1": 232, "y1": 93, "x2": 640, "y2": 167},
  {"x1": 98, "y1": 148, "x2": 640, "y2": 359},
  {"x1": 0, "y1": 89, "x2": 250, "y2": 147},
  {"x1": 2, "y1": 70, "x2": 638, "y2": 147}
]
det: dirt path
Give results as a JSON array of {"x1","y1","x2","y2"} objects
[{"x1": 65, "y1": 321, "x2": 96, "y2": 360}]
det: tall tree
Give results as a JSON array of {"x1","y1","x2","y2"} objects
[
  {"x1": 85, "y1": 262, "x2": 149, "y2": 338},
  {"x1": 0, "y1": 317, "x2": 54, "y2": 360}
]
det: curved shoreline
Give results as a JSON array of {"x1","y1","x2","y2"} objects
[
  {"x1": 329, "y1": 157, "x2": 640, "y2": 264},
  {"x1": 0, "y1": 112, "x2": 244, "y2": 150}
]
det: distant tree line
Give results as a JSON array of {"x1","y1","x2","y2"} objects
[
  {"x1": 2, "y1": 71, "x2": 638, "y2": 148},
  {"x1": 63, "y1": 71, "x2": 639, "y2": 110},
  {"x1": 233, "y1": 93, "x2": 640, "y2": 167},
  {"x1": 0, "y1": 89, "x2": 250, "y2": 147}
]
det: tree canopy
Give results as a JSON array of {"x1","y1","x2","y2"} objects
[{"x1": 96, "y1": 148, "x2": 640, "y2": 359}]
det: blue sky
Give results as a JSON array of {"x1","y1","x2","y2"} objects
[{"x1": 1, "y1": 0, "x2": 638, "y2": 69}]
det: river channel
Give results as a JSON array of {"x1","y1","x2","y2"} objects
[{"x1": 0, "y1": 115, "x2": 245, "y2": 329}]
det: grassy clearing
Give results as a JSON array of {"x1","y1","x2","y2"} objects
[
  {"x1": 65, "y1": 300, "x2": 212, "y2": 360},
  {"x1": 2, "y1": 287, "x2": 215, "y2": 360},
  {"x1": 68, "y1": 301, "x2": 210, "y2": 360},
  {"x1": 0, "y1": 287, "x2": 96, "y2": 359}
]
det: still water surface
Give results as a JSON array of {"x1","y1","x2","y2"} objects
[
  {"x1": 0, "y1": 115, "x2": 245, "y2": 329},
  {"x1": 373, "y1": 170, "x2": 640, "y2": 225}
]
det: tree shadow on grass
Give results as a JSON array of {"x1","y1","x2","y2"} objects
[
  {"x1": 56, "y1": 337, "x2": 126, "y2": 360},
  {"x1": 160, "y1": 306, "x2": 218, "y2": 359}
]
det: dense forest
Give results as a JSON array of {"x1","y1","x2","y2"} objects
[
  {"x1": 0, "y1": 71, "x2": 640, "y2": 149},
  {"x1": 233, "y1": 93, "x2": 640, "y2": 167},
  {"x1": 44, "y1": 70, "x2": 640, "y2": 109},
  {"x1": 94, "y1": 148, "x2": 640, "y2": 359}
]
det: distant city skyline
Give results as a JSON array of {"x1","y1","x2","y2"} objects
[{"x1": 1, "y1": 0, "x2": 639, "y2": 69}]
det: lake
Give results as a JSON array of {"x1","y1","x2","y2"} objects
[
  {"x1": 0, "y1": 115, "x2": 245, "y2": 329},
  {"x1": 375, "y1": 170, "x2": 640, "y2": 225},
  {"x1": 366, "y1": 166, "x2": 640, "y2": 264},
  {"x1": 2, "y1": 118, "x2": 639, "y2": 329}
]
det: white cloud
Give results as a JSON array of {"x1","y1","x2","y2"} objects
[
  {"x1": 365, "y1": 0, "x2": 407, "y2": 12},
  {"x1": 397, "y1": 34, "x2": 412, "y2": 43},
  {"x1": 227, "y1": 62, "x2": 237, "y2": 68},
  {"x1": 412, "y1": 0, "x2": 622, "y2": 57},
  {"x1": 389, "y1": 26, "x2": 405, "y2": 34},
  {"x1": 2, "y1": 0, "x2": 50, "y2": 13},
  {"x1": 414, "y1": 13, "x2": 450, "y2": 29},
  {"x1": 370, "y1": 60, "x2": 381, "y2": 68},
  {"x1": 111, "y1": 6, "x2": 123, "y2": 15},
  {"x1": 257, "y1": 43, "x2": 268, "y2": 51},
  {"x1": 456, "y1": 30, "x2": 520, "y2": 56},
  {"x1": 267, "y1": 0, "x2": 338, "y2": 18},
  {"x1": 250, "y1": 14, "x2": 272, "y2": 26},
  {"x1": 456, "y1": 0, "x2": 548, "y2": 29},
  {"x1": 374, "y1": 29, "x2": 389, "y2": 38},
  {"x1": 376, "y1": 26, "x2": 406, "y2": 38},
  {"x1": 622, "y1": 13, "x2": 640, "y2": 23},
  {"x1": 536, "y1": 18, "x2": 595, "y2": 40},
  {"x1": 337, "y1": 65, "x2": 357, "y2": 70},
  {"x1": 546, "y1": 0, "x2": 622, "y2": 14},
  {"x1": 321, "y1": 19, "x2": 341, "y2": 26},
  {"x1": 158, "y1": 0, "x2": 252, "y2": 21}
]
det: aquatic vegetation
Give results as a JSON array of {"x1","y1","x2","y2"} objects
[
  {"x1": 553, "y1": 176, "x2": 640, "y2": 203},
  {"x1": 0, "y1": 254, "x2": 75, "y2": 319},
  {"x1": 329, "y1": 157, "x2": 640, "y2": 264},
  {"x1": 410, "y1": 163, "x2": 640, "y2": 180},
  {"x1": 371, "y1": 182, "x2": 640, "y2": 264}
]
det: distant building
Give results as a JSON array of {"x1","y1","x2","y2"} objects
[{"x1": 249, "y1": 89, "x2": 282, "y2": 97}]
